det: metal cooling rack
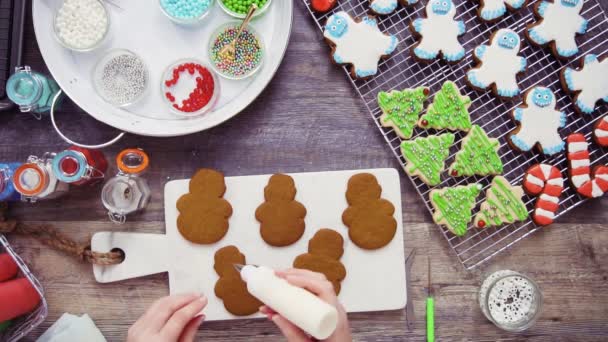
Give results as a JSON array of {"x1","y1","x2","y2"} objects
[{"x1": 302, "y1": 0, "x2": 608, "y2": 269}]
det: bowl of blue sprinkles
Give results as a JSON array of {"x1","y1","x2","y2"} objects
[{"x1": 159, "y1": 0, "x2": 214, "y2": 25}]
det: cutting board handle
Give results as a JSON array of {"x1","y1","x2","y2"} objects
[{"x1": 92, "y1": 232, "x2": 169, "y2": 283}]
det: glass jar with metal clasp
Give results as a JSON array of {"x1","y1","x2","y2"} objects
[
  {"x1": 12, "y1": 154, "x2": 69, "y2": 202},
  {"x1": 101, "y1": 148, "x2": 151, "y2": 224},
  {"x1": 0, "y1": 163, "x2": 22, "y2": 201},
  {"x1": 6, "y1": 66, "x2": 61, "y2": 117},
  {"x1": 51, "y1": 146, "x2": 108, "y2": 186}
]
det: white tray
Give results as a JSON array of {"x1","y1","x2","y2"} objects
[
  {"x1": 32, "y1": 0, "x2": 293, "y2": 137},
  {"x1": 91, "y1": 168, "x2": 407, "y2": 321}
]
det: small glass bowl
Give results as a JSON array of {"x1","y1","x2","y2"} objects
[
  {"x1": 53, "y1": 0, "x2": 110, "y2": 52},
  {"x1": 161, "y1": 59, "x2": 220, "y2": 118},
  {"x1": 208, "y1": 22, "x2": 265, "y2": 80},
  {"x1": 93, "y1": 49, "x2": 149, "y2": 107},
  {"x1": 159, "y1": 0, "x2": 214, "y2": 25},
  {"x1": 217, "y1": 0, "x2": 273, "y2": 19}
]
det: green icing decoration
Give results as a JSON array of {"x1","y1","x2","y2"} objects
[
  {"x1": 401, "y1": 133, "x2": 455, "y2": 186},
  {"x1": 0, "y1": 320, "x2": 11, "y2": 332},
  {"x1": 419, "y1": 81, "x2": 472, "y2": 131},
  {"x1": 431, "y1": 184, "x2": 482, "y2": 236},
  {"x1": 474, "y1": 176, "x2": 528, "y2": 228},
  {"x1": 449, "y1": 125, "x2": 503, "y2": 177},
  {"x1": 378, "y1": 86, "x2": 429, "y2": 139}
]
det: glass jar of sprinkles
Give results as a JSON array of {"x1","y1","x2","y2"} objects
[
  {"x1": 479, "y1": 270, "x2": 543, "y2": 332},
  {"x1": 93, "y1": 49, "x2": 149, "y2": 107},
  {"x1": 159, "y1": 0, "x2": 214, "y2": 25},
  {"x1": 161, "y1": 59, "x2": 220, "y2": 117},
  {"x1": 218, "y1": 0, "x2": 272, "y2": 18},
  {"x1": 12, "y1": 155, "x2": 69, "y2": 202},
  {"x1": 209, "y1": 22, "x2": 265, "y2": 80},
  {"x1": 53, "y1": 0, "x2": 110, "y2": 52}
]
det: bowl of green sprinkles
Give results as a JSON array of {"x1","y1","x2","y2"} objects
[
  {"x1": 208, "y1": 22, "x2": 265, "y2": 80},
  {"x1": 218, "y1": 0, "x2": 272, "y2": 19}
]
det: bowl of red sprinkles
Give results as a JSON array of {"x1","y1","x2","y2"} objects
[
  {"x1": 209, "y1": 22, "x2": 265, "y2": 80},
  {"x1": 161, "y1": 59, "x2": 219, "y2": 117}
]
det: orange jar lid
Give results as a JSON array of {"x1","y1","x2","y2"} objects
[
  {"x1": 116, "y1": 148, "x2": 149, "y2": 175},
  {"x1": 13, "y1": 163, "x2": 47, "y2": 197}
]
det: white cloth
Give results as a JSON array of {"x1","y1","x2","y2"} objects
[{"x1": 36, "y1": 313, "x2": 106, "y2": 342}]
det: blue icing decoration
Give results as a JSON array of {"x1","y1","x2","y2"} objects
[
  {"x1": 531, "y1": 87, "x2": 554, "y2": 107},
  {"x1": 371, "y1": 0, "x2": 398, "y2": 14},
  {"x1": 385, "y1": 35, "x2": 398, "y2": 55},
  {"x1": 467, "y1": 70, "x2": 488, "y2": 89},
  {"x1": 560, "y1": 0, "x2": 580, "y2": 7},
  {"x1": 457, "y1": 21, "x2": 466, "y2": 35},
  {"x1": 528, "y1": 27, "x2": 548, "y2": 44},
  {"x1": 603, "y1": 96, "x2": 608, "y2": 102},
  {"x1": 584, "y1": 54, "x2": 598, "y2": 65},
  {"x1": 431, "y1": 0, "x2": 452, "y2": 15},
  {"x1": 557, "y1": 47, "x2": 578, "y2": 58},
  {"x1": 497, "y1": 30, "x2": 519, "y2": 50},
  {"x1": 362, "y1": 16, "x2": 378, "y2": 27},
  {"x1": 537, "y1": 1, "x2": 549, "y2": 16},
  {"x1": 511, "y1": 135, "x2": 532, "y2": 151},
  {"x1": 576, "y1": 99, "x2": 595, "y2": 114},
  {"x1": 325, "y1": 14, "x2": 349, "y2": 38},
  {"x1": 563, "y1": 67, "x2": 575, "y2": 90},
  {"x1": 559, "y1": 111, "x2": 567, "y2": 127},
  {"x1": 444, "y1": 49, "x2": 465, "y2": 62},
  {"x1": 578, "y1": 19, "x2": 588, "y2": 34},
  {"x1": 333, "y1": 54, "x2": 344, "y2": 64},
  {"x1": 475, "y1": 45, "x2": 487, "y2": 59},
  {"x1": 414, "y1": 47, "x2": 438, "y2": 60},
  {"x1": 543, "y1": 141, "x2": 565, "y2": 155},
  {"x1": 519, "y1": 57, "x2": 527, "y2": 72},
  {"x1": 497, "y1": 88, "x2": 520, "y2": 97},
  {"x1": 513, "y1": 107, "x2": 524, "y2": 121},
  {"x1": 481, "y1": 6, "x2": 506, "y2": 21},
  {"x1": 413, "y1": 18, "x2": 424, "y2": 33},
  {"x1": 406, "y1": 0, "x2": 419, "y2": 4},
  {"x1": 355, "y1": 68, "x2": 377, "y2": 77},
  {"x1": 511, "y1": 0, "x2": 526, "y2": 9}
]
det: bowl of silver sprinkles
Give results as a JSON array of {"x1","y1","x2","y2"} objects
[{"x1": 93, "y1": 49, "x2": 149, "y2": 107}]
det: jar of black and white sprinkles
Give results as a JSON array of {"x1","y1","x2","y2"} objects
[
  {"x1": 93, "y1": 49, "x2": 149, "y2": 107},
  {"x1": 54, "y1": 0, "x2": 110, "y2": 52},
  {"x1": 479, "y1": 270, "x2": 543, "y2": 332}
]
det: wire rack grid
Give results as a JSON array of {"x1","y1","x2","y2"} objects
[
  {"x1": 0, "y1": 235, "x2": 48, "y2": 342},
  {"x1": 301, "y1": 0, "x2": 608, "y2": 269}
]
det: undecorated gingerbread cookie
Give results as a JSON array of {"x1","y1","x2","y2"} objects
[
  {"x1": 508, "y1": 87, "x2": 566, "y2": 156},
  {"x1": 255, "y1": 174, "x2": 307, "y2": 247},
  {"x1": 430, "y1": 184, "x2": 483, "y2": 236},
  {"x1": 214, "y1": 246, "x2": 262, "y2": 316},
  {"x1": 566, "y1": 133, "x2": 608, "y2": 198},
  {"x1": 466, "y1": 29, "x2": 527, "y2": 99},
  {"x1": 342, "y1": 173, "x2": 397, "y2": 249},
  {"x1": 522, "y1": 163, "x2": 564, "y2": 226},
  {"x1": 401, "y1": 133, "x2": 455, "y2": 186},
  {"x1": 448, "y1": 125, "x2": 503, "y2": 177},
  {"x1": 378, "y1": 86, "x2": 430, "y2": 139},
  {"x1": 293, "y1": 229, "x2": 347, "y2": 294},
  {"x1": 324, "y1": 11, "x2": 399, "y2": 79},
  {"x1": 473, "y1": 176, "x2": 528, "y2": 228},
  {"x1": 474, "y1": 0, "x2": 526, "y2": 22},
  {"x1": 177, "y1": 169, "x2": 233, "y2": 244},
  {"x1": 561, "y1": 54, "x2": 608, "y2": 115},
  {"x1": 370, "y1": 0, "x2": 419, "y2": 15},
  {"x1": 410, "y1": 0, "x2": 466, "y2": 63}
]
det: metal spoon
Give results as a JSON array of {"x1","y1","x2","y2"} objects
[{"x1": 219, "y1": 4, "x2": 258, "y2": 61}]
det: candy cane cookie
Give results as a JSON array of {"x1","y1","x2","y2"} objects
[
  {"x1": 522, "y1": 163, "x2": 564, "y2": 226},
  {"x1": 594, "y1": 115, "x2": 608, "y2": 147},
  {"x1": 566, "y1": 133, "x2": 608, "y2": 198}
]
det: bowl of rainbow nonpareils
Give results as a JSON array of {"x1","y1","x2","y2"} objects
[{"x1": 208, "y1": 22, "x2": 265, "y2": 80}]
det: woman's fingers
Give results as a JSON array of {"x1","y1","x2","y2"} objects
[
  {"x1": 139, "y1": 294, "x2": 201, "y2": 332},
  {"x1": 271, "y1": 315, "x2": 310, "y2": 342},
  {"x1": 178, "y1": 314, "x2": 205, "y2": 342},
  {"x1": 161, "y1": 295, "x2": 208, "y2": 341}
]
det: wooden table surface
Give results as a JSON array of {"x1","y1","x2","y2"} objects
[{"x1": 2, "y1": 1, "x2": 607, "y2": 341}]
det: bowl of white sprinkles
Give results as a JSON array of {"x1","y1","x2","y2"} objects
[
  {"x1": 93, "y1": 49, "x2": 149, "y2": 107},
  {"x1": 54, "y1": 0, "x2": 109, "y2": 52}
]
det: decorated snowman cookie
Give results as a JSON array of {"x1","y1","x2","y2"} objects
[
  {"x1": 324, "y1": 11, "x2": 399, "y2": 79},
  {"x1": 509, "y1": 87, "x2": 566, "y2": 156},
  {"x1": 475, "y1": 0, "x2": 527, "y2": 22},
  {"x1": 467, "y1": 29, "x2": 527, "y2": 98},
  {"x1": 561, "y1": 54, "x2": 608, "y2": 115},
  {"x1": 526, "y1": 0, "x2": 588, "y2": 59},
  {"x1": 370, "y1": 0, "x2": 419, "y2": 15},
  {"x1": 410, "y1": 0, "x2": 466, "y2": 63}
]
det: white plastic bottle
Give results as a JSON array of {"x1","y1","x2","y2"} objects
[{"x1": 240, "y1": 265, "x2": 338, "y2": 340}]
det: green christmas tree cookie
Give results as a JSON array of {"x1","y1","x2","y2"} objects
[
  {"x1": 430, "y1": 183, "x2": 483, "y2": 236},
  {"x1": 401, "y1": 133, "x2": 455, "y2": 186},
  {"x1": 473, "y1": 176, "x2": 529, "y2": 229},
  {"x1": 378, "y1": 86, "x2": 430, "y2": 139},
  {"x1": 448, "y1": 125, "x2": 504, "y2": 177},
  {"x1": 418, "y1": 81, "x2": 472, "y2": 132}
]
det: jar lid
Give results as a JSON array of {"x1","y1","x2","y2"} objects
[
  {"x1": 101, "y1": 175, "x2": 151, "y2": 222},
  {"x1": 13, "y1": 163, "x2": 47, "y2": 196},
  {"x1": 116, "y1": 148, "x2": 149, "y2": 174},
  {"x1": 6, "y1": 66, "x2": 43, "y2": 108},
  {"x1": 52, "y1": 150, "x2": 89, "y2": 183}
]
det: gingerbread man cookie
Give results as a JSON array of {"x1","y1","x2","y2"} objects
[
  {"x1": 474, "y1": 0, "x2": 526, "y2": 22},
  {"x1": 370, "y1": 0, "x2": 419, "y2": 15},
  {"x1": 177, "y1": 169, "x2": 233, "y2": 244},
  {"x1": 509, "y1": 87, "x2": 566, "y2": 156},
  {"x1": 214, "y1": 246, "x2": 262, "y2": 316},
  {"x1": 324, "y1": 11, "x2": 399, "y2": 79},
  {"x1": 255, "y1": 174, "x2": 307, "y2": 247},
  {"x1": 561, "y1": 54, "x2": 608, "y2": 115},
  {"x1": 342, "y1": 173, "x2": 397, "y2": 249},
  {"x1": 378, "y1": 86, "x2": 430, "y2": 139},
  {"x1": 411, "y1": 0, "x2": 466, "y2": 63},
  {"x1": 526, "y1": 0, "x2": 588, "y2": 59},
  {"x1": 466, "y1": 29, "x2": 527, "y2": 99},
  {"x1": 293, "y1": 229, "x2": 347, "y2": 294},
  {"x1": 566, "y1": 133, "x2": 608, "y2": 198}
]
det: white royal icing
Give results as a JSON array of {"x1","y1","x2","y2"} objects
[
  {"x1": 570, "y1": 159, "x2": 590, "y2": 168},
  {"x1": 596, "y1": 129, "x2": 608, "y2": 138},
  {"x1": 591, "y1": 181, "x2": 603, "y2": 198},
  {"x1": 596, "y1": 173, "x2": 608, "y2": 181},
  {"x1": 324, "y1": 12, "x2": 398, "y2": 78},
  {"x1": 568, "y1": 141, "x2": 588, "y2": 152},
  {"x1": 371, "y1": 0, "x2": 399, "y2": 14},
  {"x1": 526, "y1": 174, "x2": 545, "y2": 187},
  {"x1": 571, "y1": 174, "x2": 590, "y2": 187},
  {"x1": 467, "y1": 29, "x2": 526, "y2": 98},
  {"x1": 540, "y1": 163, "x2": 553, "y2": 179},
  {"x1": 412, "y1": 0, "x2": 465, "y2": 62},
  {"x1": 535, "y1": 208, "x2": 556, "y2": 219},
  {"x1": 478, "y1": 0, "x2": 526, "y2": 21},
  {"x1": 527, "y1": 0, "x2": 587, "y2": 58},
  {"x1": 547, "y1": 177, "x2": 564, "y2": 186},
  {"x1": 540, "y1": 193, "x2": 559, "y2": 203},
  {"x1": 564, "y1": 55, "x2": 608, "y2": 114}
]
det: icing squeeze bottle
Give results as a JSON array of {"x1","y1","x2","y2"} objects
[
  {"x1": 0, "y1": 278, "x2": 41, "y2": 322},
  {"x1": 238, "y1": 265, "x2": 338, "y2": 340}
]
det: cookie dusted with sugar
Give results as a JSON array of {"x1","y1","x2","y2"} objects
[
  {"x1": 370, "y1": 0, "x2": 419, "y2": 15},
  {"x1": 448, "y1": 125, "x2": 504, "y2": 177},
  {"x1": 526, "y1": 0, "x2": 588, "y2": 59},
  {"x1": 508, "y1": 87, "x2": 566, "y2": 156},
  {"x1": 566, "y1": 133, "x2": 608, "y2": 198},
  {"x1": 378, "y1": 86, "x2": 430, "y2": 139},
  {"x1": 418, "y1": 81, "x2": 472, "y2": 132},
  {"x1": 473, "y1": 176, "x2": 529, "y2": 229},
  {"x1": 474, "y1": 0, "x2": 526, "y2": 22},
  {"x1": 561, "y1": 54, "x2": 608, "y2": 115},
  {"x1": 324, "y1": 11, "x2": 399, "y2": 79},
  {"x1": 522, "y1": 163, "x2": 564, "y2": 226},
  {"x1": 410, "y1": 0, "x2": 466, "y2": 63},
  {"x1": 430, "y1": 183, "x2": 483, "y2": 236},
  {"x1": 466, "y1": 29, "x2": 527, "y2": 99},
  {"x1": 401, "y1": 133, "x2": 455, "y2": 186}
]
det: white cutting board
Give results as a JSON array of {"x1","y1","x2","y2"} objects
[{"x1": 92, "y1": 168, "x2": 407, "y2": 321}]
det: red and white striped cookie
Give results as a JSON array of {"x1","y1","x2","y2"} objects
[
  {"x1": 522, "y1": 163, "x2": 564, "y2": 226},
  {"x1": 594, "y1": 115, "x2": 608, "y2": 147},
  {"x1": 567, "y1": 133, "x2": 608, "y2": 198}
]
